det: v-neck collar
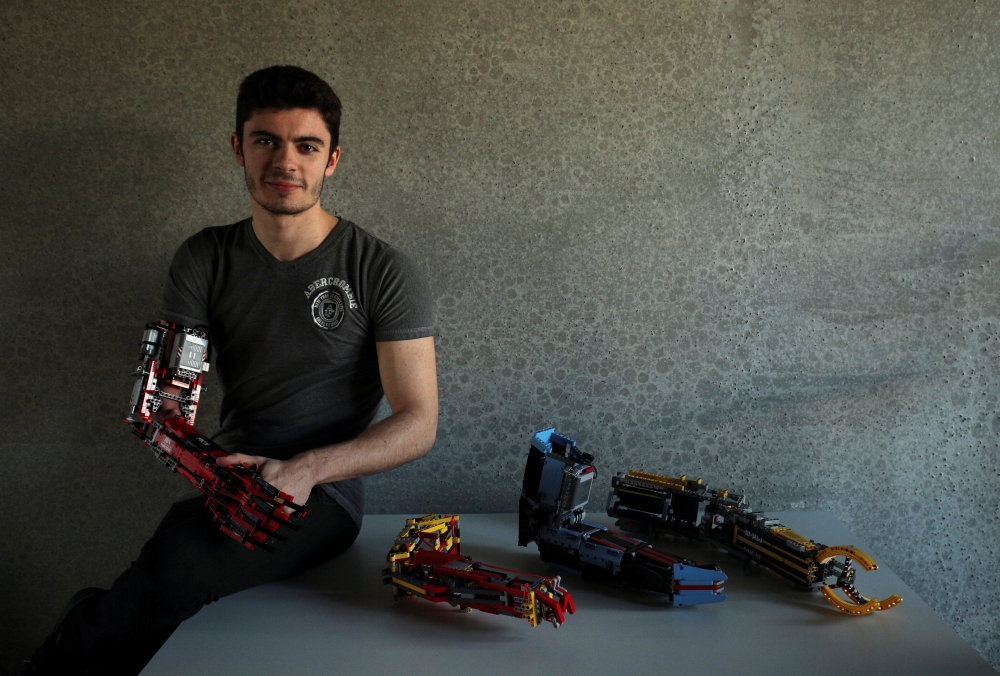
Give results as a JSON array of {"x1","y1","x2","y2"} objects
[{"x1": 244, "y1": 217, "x2": 352, "y2": 272}]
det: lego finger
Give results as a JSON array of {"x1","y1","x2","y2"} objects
[{"x1": 215, "y1": 453, "x2": 258, "y2": 468}]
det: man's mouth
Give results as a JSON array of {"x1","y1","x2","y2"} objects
[{"x1": 265, "y1": 179, "x2": 303, "y2": 193}]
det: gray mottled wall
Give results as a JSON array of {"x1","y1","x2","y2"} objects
[{"x1": 2, "y1": 0, "x2": 998, "y2": 669}]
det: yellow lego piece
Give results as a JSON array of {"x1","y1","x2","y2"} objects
[
  {"x1": 390, "y1": 576, "x2": 427, "y2": 597},
  {"x1": 733, "y1": 530, "x2": 812, "y2": 576},
  {"x1": 624, "y1": 470, "x2": 691, "y2": 491},
  {"x1": 519, "y1": 590, "x2": 539, "y2": 627},
  {"x1": 769, "y1": 526, "x2": 817, "y2": 551}
]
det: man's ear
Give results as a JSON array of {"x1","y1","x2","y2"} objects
[
  {"x1": 231, "y1": 132, "x2": 245, "y2": 167},
  {"x1": 326, "y1": 146, "x2": 341, "y2": 177}
]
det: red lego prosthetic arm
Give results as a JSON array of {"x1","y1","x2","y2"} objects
[
  {"x1": 384, "y1": 514, "x2": 576, "y2": 628},
  {"x1": 126, "y1": 321, "x2": 305, "y2": 552}
]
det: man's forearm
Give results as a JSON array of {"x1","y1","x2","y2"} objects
[
  {"x1": 216, "y1": 337, "x2": 439, "y2": 504},
  {"x1": 290, "y1": 407, "x2": 437, "y2": 486}
]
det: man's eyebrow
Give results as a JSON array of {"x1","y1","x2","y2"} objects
[
  {"x1": 294, "y1": 135, "x2": 326, "y2": 146},
  {"x1": 247, "y1": 130, "x2": 326, "y2": 146}
]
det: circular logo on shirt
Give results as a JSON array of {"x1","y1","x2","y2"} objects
[{"x1": 311, "y1": 290, "x2": 345, "y2": 330}]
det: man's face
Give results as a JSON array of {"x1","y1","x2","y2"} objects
[{"x1": 232, "y1": 108, "x2": 340, "y2": 216}]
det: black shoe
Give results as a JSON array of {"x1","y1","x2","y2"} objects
[{"x1": 14, "y1": 587, "x2": 106, "y2": 675}]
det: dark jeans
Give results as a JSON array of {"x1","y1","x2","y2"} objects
[{"x1": 63, "y1": 486, "x2": 360, "y2": 675}]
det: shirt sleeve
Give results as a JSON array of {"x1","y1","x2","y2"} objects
[
  {"x1": 159, "y1": 232, "x2": 214, "y2": 330},
  {"x1": 369, "y1": 246, "x2": 434, "y2": 342}
]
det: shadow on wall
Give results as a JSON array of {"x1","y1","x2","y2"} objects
[{"x1": 0, "y1": 123, "x2": 209, "y2": 667}]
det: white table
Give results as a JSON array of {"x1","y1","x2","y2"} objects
[{"x1": 142, "y1": 512, "x2": 996, "y2": 676}]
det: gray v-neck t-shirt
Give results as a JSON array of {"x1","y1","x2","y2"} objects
[{"x1": 160, "y1": 218, "x2": 435, "y2": 527}]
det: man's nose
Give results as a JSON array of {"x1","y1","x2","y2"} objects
[{"x1": 271, "y1": 144, "x2": 297, "y2": 172}]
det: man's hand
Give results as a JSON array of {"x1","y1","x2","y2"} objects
[{"x1": 215, "y1": 453, "x2": 315, "y2": 507}]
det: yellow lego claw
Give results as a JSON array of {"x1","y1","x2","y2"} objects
[
  {"x1": 876, "y1": 594, "x2": 904, "y2": 611},
  {"x1": 817, "y1": 546, "x2": 878, "y2": 571},
  {"x1": 818, "y1": 587, "x2": 881, "y2": 615},
  {"x1": 816, "y1": 546, "x2": 903, "y2": 614}
]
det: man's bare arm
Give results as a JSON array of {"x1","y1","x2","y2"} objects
[{"x1": 216, "y1": 336, "x2": 438, "y2": 504}]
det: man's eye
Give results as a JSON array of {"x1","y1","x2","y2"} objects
[
  {"x1": 302, "y1": 144, "x2": 317, "y2": 153},
  {"x1": 255, "y1": 138, "x2": 273, "y2": 146}
]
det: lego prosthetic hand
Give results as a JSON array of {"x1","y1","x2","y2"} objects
[
  {"x1": 126, "y1": 321, "x2": 305, "y2": 552},
  {"x1": 384, "y1": 514, "x2": 576, "y2": 628}
]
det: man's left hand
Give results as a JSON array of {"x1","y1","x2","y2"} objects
[{"x1": 215, "y1": 453, "x2": 314, "y2": 507}]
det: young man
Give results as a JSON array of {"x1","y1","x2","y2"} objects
[{"x1": 20, "y1": 65, "x2": 438, "y2": 675}]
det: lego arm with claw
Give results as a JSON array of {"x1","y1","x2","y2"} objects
[
  {"x1": 125, "y1": 321, "x2": 305, "y2": 552},
  {"x1": 607, "y1": 470, "x2": 902, "y2": 615}
]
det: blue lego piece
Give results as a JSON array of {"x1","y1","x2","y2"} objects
[{"x1": 672, "y1": 563, "x2": 729, "y2": 606}]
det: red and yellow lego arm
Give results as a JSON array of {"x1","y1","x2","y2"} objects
[{"x1": 384, "y1": 514, "x2": 575, "y2": 628}]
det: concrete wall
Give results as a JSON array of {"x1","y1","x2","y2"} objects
[{"x1": 2, "y1": 0, "x2": 998, "y2": 668}]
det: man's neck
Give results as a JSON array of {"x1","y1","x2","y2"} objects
[{"x1": 250, "y1": 203, "x2": 340, "y2": 262}]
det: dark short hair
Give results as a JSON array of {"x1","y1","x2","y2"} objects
[{"x1": 235, "y1": 65, "x2": 342, "y2": 147}]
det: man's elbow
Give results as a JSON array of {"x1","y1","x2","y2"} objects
[
  {"x1": 402, "y1": 401, "x2": 436, "y2": 460},
  {"x1": 415, "y1": 410, "x2": 437, "y2": 458}
]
